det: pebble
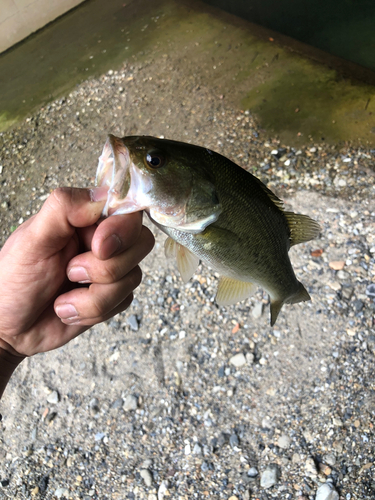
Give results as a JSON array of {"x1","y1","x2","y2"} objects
[
  {"x1": 277, "y1": 433, "x2": 291, "y2": 449},
  {"x1": 158, "y1": 481, "x2": 169, "y2": 499},
  {"x1": 111, "y1": 397, "x2": 124, "y2": 409},
  {"x1": 46, "y1": 390, "x2": 59, "y2": 404},
  {"x1": 329, "y1": 261, "x2": 345, "y2": 271},
  {"x1": 127, "y1": 314, "x2": 139, "y2": 331},
  {"x1": 260, "y1": 463, "x2": 280, "y2": 489},
  {"x1": 140, "y1": 468, "x2": 153, "y2": 487},
  {"x1": 193, "y1": 443, "x2": 202, "y2": 455},
  {"x1": 305, "y1": 457, "x2": 318, "y2": 476},
  {"x1": 89, "y1": 397, "x2": 100, "y2": 414},
  {"x1": 323, "y1": 453, "x2": 336, "y2": 466},
  {"x1": 55, "y1": 488, "x2": 70, "y2": 498},
  {"x1": 229, "y1": 433, "x2": 240, "y2": 448},
  {"x1": 247, "y1": 467, "x2": 258, "y2": 477},
  {"x1": 251, "y1": 301, "x2": 263, "y2": 318},
  {"x1": 366, "y1": 283, "x2": 375, "y2": 299},
  {"x1": 229, "y1": 352, "x2": 246, "y2": 367},
  {"x1": 315, "y1": 483, "x2": 339, "y2": 500},
  {"x1": 123, "y1": 394, "x2": 138, "y2": 411}
]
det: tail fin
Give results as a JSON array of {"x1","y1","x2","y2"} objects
[{"x1": 270, "y1": 282, "x2": 311, "y2": 326}]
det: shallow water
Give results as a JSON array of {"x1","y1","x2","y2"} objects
[{"x1": 203, "y1": 0, "x2": 375, "y2": 72}]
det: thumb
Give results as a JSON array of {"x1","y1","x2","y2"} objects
[{"x1": 31, "y1": 187, "x2": 107, "y2": 253}]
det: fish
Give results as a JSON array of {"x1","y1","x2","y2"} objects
[{"x1": 96, "y1": 134, "x2": 321, "y2": 326}]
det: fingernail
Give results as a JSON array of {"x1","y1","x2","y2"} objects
[
  {"x1": 90, "y1": 186, "x2": 109, "y2": 202},
  {"x1": 56, "y1": 304, "x2": 78, "y2": 320},
  {"x1": 101, "y1": 234, "x2": 121, "y2": 259},
  {"x1": 68, "y1": 266, "x2": 91, "y2": 283}
]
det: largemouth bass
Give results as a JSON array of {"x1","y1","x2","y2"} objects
[{"x1": 96, "y1": 135, "x2": 321, "y2": 325}]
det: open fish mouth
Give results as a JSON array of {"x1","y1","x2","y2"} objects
[{"x1": 96, "y1": 135, "x2": 151, "y2": 217}]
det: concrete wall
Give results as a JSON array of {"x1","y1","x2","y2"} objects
[{"x1": 0, "y1": 0, "x2": 86, "y2": 53}]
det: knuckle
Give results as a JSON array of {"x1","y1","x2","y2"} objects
[
  {"x1": 129, "y1": 265, "x2": 142, "y2": 290},
  {"x1": 91, "y1": 293, "x2": 110, "y2": 318},
  {"x1": 51, "y1": 187, "x2": 73, "y2": 208}
]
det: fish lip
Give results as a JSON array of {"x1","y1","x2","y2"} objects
[
  {"x1": 96, "y1": 135, "x2": 153, "y2": 217},
  {"x1": 96, "y1": 135, "x2": 132, "y2": 216}
]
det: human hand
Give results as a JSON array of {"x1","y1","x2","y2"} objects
[{"x1": 0, "y1": 187, "x2": 154, "y2": 393}]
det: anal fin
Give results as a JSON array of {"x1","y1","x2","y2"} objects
[
  {"x1": 216, "y1": 277, "x2": 257, "y2": 306},
  {"x1": 164, "y1": 237, "x2": 199, "y2": 283}
]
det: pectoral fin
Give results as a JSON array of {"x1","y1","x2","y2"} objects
[
  {"x1": 164, "y1": 237, "x2": 200, "y2": 283},
  {"x1": 216, "y1": 277, "x2": 257, "y2": 306}
]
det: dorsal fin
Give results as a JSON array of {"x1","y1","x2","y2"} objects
[
  {"x1": 251, "y1": 175, "x2": 285, "y2": 210},
  {"x1": 283, "y1": 212, "x2": 321, "y2": 246}
]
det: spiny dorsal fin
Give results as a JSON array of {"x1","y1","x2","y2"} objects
[
  {"x1": 164, "y1": 237, "x2": 199, "y2": 283},
  {"x1": 216, "y1": 277, "x2": 257, "y2": 306},
  {"x1": 251, "y1": 175, "x2": 285, "y2": 210},
  {"x1": 283, "y1": 212, "x2": 321, "y2": 246},
  {"x1": 252, "y1": 176, "x2": 321, "y2": 246}
]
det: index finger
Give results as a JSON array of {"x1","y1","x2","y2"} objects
[{"x1": 92, "y1": 211, "x2": 145, "y2": 260}]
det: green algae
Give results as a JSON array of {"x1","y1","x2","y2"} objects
[{"x1": 1, "y1": 0, "x2": 374, "y2": 145}]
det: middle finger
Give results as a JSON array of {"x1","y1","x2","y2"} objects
[{"x1": 67, "y1": 225, "x2": 154, "y2": 284}]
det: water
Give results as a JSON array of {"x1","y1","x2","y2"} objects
[{"x1": 203, "y1": 0, "x2": 375, "y2": 72}]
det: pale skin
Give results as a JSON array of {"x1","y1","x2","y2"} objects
[{"x1": 0, "y1": 187, "x2": 154, "y2": 399}]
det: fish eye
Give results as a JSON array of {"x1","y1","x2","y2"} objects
[{"x1": 145, "y1": 150, "x2": 166, "y2": 169}]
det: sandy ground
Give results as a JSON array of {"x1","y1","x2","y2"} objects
[{"x1": 0, "y1": 3, "x2": 375, "y2": 500}]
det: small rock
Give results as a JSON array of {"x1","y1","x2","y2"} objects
[
  {"x1": 329, "y1": 261, "x2": 345, "y2": 271},
  {"x1": 305, "y1": 457, "x2": 318, "y2": 476},
  {"x1": 251, "y1": 301, "x2": 263, "y2": 319},
  {"x1": 366, "y1": 283, "x2": 375, "y2": 299},
  {"x1": 201, "y1": 461, "x2": 209, "y2": 472},
  {"x1": 248, "y1": 467, "x2": 258, "y2": 477},
  {"x1": 158, "y1": 480, "x2": 169, "y2": 500},
  {"x1": 332, "y1": 417, "x2": 343, "y2": 427},
  {"x1": 277, "y1": 434, "x2": 291, "y2": 449},
  {"x1": 89, "y1": 397, "x2": 100, "y2": 414},
  {"x1": 94, "y1": 432, "x2": 105, "y2": 441},
  {"x1": 246, "y1": 352, "x2": 254, "y2": 364},
  {"x1": 55, "y1": 488, "x2": 70, "y2": 498},
  {"x1": 341, "y1": 286, "x2": 353, "y2": 300},
  {"x1": 337, "y1": 270, "x2": 349, "y2": 280},
  {"x1": 127, "y1": 314, "x2": 139, "y2": 331},
  {"x1": 315, "y1": 482, "x2": 339, "y2": 500},
  {"x1": 193, "y1": 443, "x2": 202, "y2": 455},
  {"x1": 123, "y1": 394, "x2": 138, "y2": 411},
  {"x1": 303, "y1": 429, "x2": 314, "y2": 442},
  {"x1": 229, "y1": 433, "x2": 239, "y2": 448},
  {"x1": 47, "y1": 390, "x2": 59, "y2": 405},
  {"x1": 141, "y1": 459, "x2": 153, "y2": 469},
  {"x1": 292, "y1": 453, "x2": 301, "y2": 464},
  {"x1": 111, "y1": 398, "x2": 123, "y2": 409},
  {"x1": 260, "y1": 463, "x2": 280, "y2": 489},
  {"x1": 140, "y1": 469, "x2": 153, "y2": 487},
  {"x1": 229, "y1": 352, "x2": 246, "y2": 367},
  {"x1": 323, "y1": 453, "x2": 336, "y2": 466}
]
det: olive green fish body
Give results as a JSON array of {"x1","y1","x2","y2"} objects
[{"x1": 96, "y1": 135, "x2": 320, "y2": 325}]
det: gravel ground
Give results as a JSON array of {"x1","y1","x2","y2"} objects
[{"x1": 0, "y1": 53, "x2": 375, "y2": 500}]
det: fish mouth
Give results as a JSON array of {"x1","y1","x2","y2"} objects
[{"x1": 96, "y1": 134, "x2": 149, "y2": 217}]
